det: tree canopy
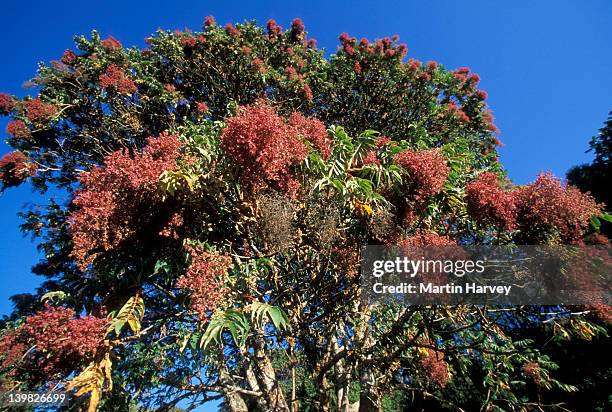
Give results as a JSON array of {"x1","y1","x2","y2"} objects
[{"x1": 0, "y1": 17, "x2": 610, "y2": 411}]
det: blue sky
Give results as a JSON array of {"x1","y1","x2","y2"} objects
[{"x1": 0, "y1": 2, "x2": 610, "y2": 408}]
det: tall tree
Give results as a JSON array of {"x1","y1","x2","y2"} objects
[
  {"x1": 0, "y1": 18, "x2": 609, "y2": 411},
  {"x1": 567, "y1": 111, "x2": 612, "y2": 235}
]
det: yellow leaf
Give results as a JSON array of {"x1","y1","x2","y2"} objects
[{"x1": 353, "y1": 199, "x2": 373, "y2": 217}]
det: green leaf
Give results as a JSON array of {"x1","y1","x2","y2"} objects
[
  {"x1": 250, "y1": 301, "x2": 289, "y2": 331},
  {"x1": 590, "y1": 216, "x2": 601, "y2": 230},
  {"x1": 41, "y1": 291, "x2": 68, "y2": 304},
  {"x1": 599, "y1": 212, "x2": 612, "y2": 222},
  {"x1": 200, "y1": 309, "x2": 250, "y2": 350},
  {"x1": 108, "y1": 295, "x2": 145, "y2": 336}
]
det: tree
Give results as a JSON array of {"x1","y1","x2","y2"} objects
[
  {"x1": 567, "y1": 111, "x2": 612, "y2": 235},
  {"x1": 0, "y1": 17, "x2": 609, "y2": 411}
]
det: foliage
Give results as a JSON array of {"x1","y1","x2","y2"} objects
[{"x1": 0, "y1": 16, "x2": 609, "y2": 412}]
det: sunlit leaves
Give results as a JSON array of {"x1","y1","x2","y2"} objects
[{"x1": 108, "y1": 295, "x2": 145, "y2": 336}]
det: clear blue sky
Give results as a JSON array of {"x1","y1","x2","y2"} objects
[{"x1": 0, "y1": 1, "x2": 610, "y2": 409}]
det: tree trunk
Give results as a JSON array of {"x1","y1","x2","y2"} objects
[
  {"x1": 219, "y1": 369, "x2": 249, "y2": 412},
  {"x1": 252, "y1": 336, "x2": 291, "y2": 411},
  {"x1": 358, "y1": 366, "x2": 380, "y2": 412}
]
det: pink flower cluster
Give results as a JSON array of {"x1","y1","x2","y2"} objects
[
  {"x1": 466, "y1": 172, "x2": 517, "y2": 230},
  {"x1": 446, "y1": 102, "x2": 470, "y2": 123},
  {"x1": 99, "y1": 64, "x2": 137, "y2": 94},
  {"x1": 6, "y1": 120, "x2": 30, "y2": 139},
  {"x1": 515, "y1": 173, "x2": 603, "y2": 242},
  {"x1": 421, "y1": 348, "x2": 449, "y2": 388},
  {"x1": 394, "y1": 148, "x2": 449, "y2": 200},
  {"x1": 290, "y1": 18, "x2": 305, "y2": 40},
  {"x1": 0, "y1": 151, "x2": 36, "y2": 189},
  {"x1": 0, "y1": 93, "x2": 14, "y2": 115},
  {"x1": 221, "y1": 104, "x2": 314, "y2": 196},
  {"x1": 24, "y1": 98, "x2": 58, "y2": 123},
  {"x1": 225, "y1": 23, "x2": 240, "y2": 38},
  {"x1": 266, "y1": 19, "x2": 282, "y2": 37},
  {"x1": 204, "y1": 15, "x2": 216, "y2": 28},
  {"x1": 177, "y1": 246, "x2": 232, "y2": 320},
  {"x1": 465, "y1": 172, "x2": 602, "y2": 241},
  {"x1": 399, "y1": 232, "x2": 455, "y2": 247},
  {"x1": 0, "y1": 306, "x2": 107, "y2": 380},
  {"x1": 61, "y1": 49, "x2": 77, "y2": 64},
  {"x1": 101, "y1": 35, "x2": 122, "y2": 51},
  {"x1": 196, "y1": 101, "x2": 209, "y2": 113},
  {"x1": 288, "y1": 112, "x2": 331, "y2": 159},
  {"x1": 522, "y1": 361, "x2": 541, "y2": 385},
  {"x1": 302, "y1": 84, "x2": 313, "y2": 102},
  {"x1": 70, "y1": 133, "x2": 182, "y2": 269}
]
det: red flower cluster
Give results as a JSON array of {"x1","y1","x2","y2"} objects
[
  {"x1": 225, "y1": 23, "x2": 240, "y2": 38},
  {"x1": 522, "y1": 361, "x2": 541, "y2": 385},
  {"x1": 101, "y1": 35, "x2": 122, "y2": 51},
  {"x1": 400, "y1": 232, "x2": 455, "y2": 247},
  {"x1": 394, "y1": 148, "x2": 449, "y2": 199},
  {"x1": 204, "y1": 15, "x2": 216, "y2": 28},
  {"x1": 267, "y1": 19, "x2": 282, "y2": 36},
  {"x1": 515, "y1": 173, "x2": 603, "y2": 242},
  {"x1": 180, "y1": 35, "x2": 197, "y2": 49},
  {"x1": 0, "y1": 306, "x2": 107, "y2": 380},
  {"x1": 288, "y1": 112, "x2": 331, "y2": 159},
  {"x1": 0, "y1": 151, "x2": 36, "y2": 189},
  {"x1": 0, "y1": 92, "x2": 14, "y2": 114},
  {"x1": 482, "y1": 110, "x2": 499, "y2": 133},
  {"x1": 302, "y1": 84, "x2": 313, "y2": 102},
  {"x1": 453, "y1": 67, "x2": 470, "y2": 80},
  {"x1": 176, "y1": 246, "x2": 232, "y2": 320},
  {"x1": 24, "y1": 98, "x2": 57, "y2": 123},
  {"x1": 196, "y1": 101, "x2": 209, "y2": 113},
  {"x1": 446, "y1": 102, "x2": 470, "y2": 123},
  {"x1": 408, "y1": 58, "x2": 421, "y2": 73},
  {"x1": 421, "y1": 348, "x2": 449, "y2": 388},
  {"x1": 221, "y1": 104, "x2": 310, "y2": 196},
  {"x1": 70, "y1": 133, "x2": 182, "y2": 269},
  {"x1": 466, "y1": 172, "x2": 517, "y2": 230},
  {"x1": 359, "y1": 151, "x2": 380, "y2": 166},
  {"x1": 6, "y1": 120, "x2": 30, "y2": 139},
  {"x1": 290, "y1": 18, "x2": 305, "y2": 40},
  {"x1": 61, "y1": 49, "x2": 77, "y2": 64},
  {"x1": 284, "y1": 65, "x2": 300, "y2": 81},
  {"x1": 99, "y1": 64, "x2": 137, "y2": 94},
  {"x1": 419, "y1": 71, "x2": 431, "y2": 81},
  {"x1": 474, "y1": 89, "x2": 488, "y2": 101},
  {"x1": 354, "y1": 62, "x2": 362, "y2": 74}
]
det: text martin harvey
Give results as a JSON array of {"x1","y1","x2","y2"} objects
[{"x1": 372, "y1": 282, "x2": 512, "y2": 296}]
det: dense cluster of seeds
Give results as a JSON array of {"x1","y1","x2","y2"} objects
[
  {"x1": 176, "y1": 246, "x2": 232, "y2": 320},
  {"x1": 394, "y1": 149, "x2": 449, "y2": 200},
  {"x1": 466, "y1": 172, "x2": 517, "y2": 230},
  {"x1": 0, "y1": 151, "x2": 36, "y2": 190},
  {"x1": 99, "y1": 64, "x2": 137, "y2": 94},
  {"x1": 69, "y1": 133, "x2": 181, "y2": 269},
  {"x1": 221, "y1": 104, "x2": 328, "y2": 196},
  {"x1": 23, "y1": 98, "x2": 57, "y2": 123},
  {"x1": 420, "y1": 348, "x2": 449, "y2": 388},
  {"x1": 0, "y1": 306, "x2": 107, "y2": 380},
  {"x1": 514, "y1": 173, "x2": 602, "y2": 242}
]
